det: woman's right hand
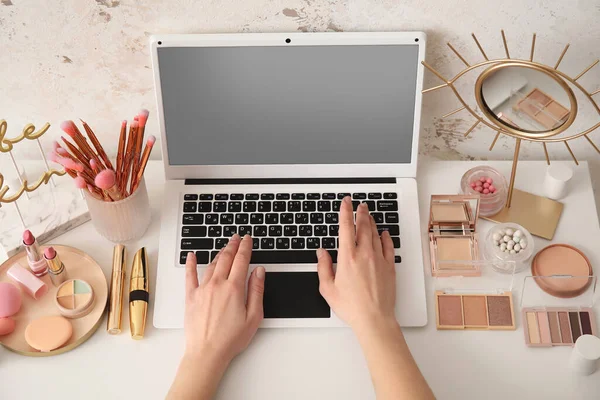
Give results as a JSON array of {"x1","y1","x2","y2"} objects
[{"x1": 316, "y1": 196, "x2": 397, "y2": 333}]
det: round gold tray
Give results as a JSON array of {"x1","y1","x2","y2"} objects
[{"x1": 0, "y1": 245, "x2": 108, "y2": 356}]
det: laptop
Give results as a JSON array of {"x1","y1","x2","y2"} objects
[{"x1": 151, "y1": 32, "x2": 428, "y2": 328}]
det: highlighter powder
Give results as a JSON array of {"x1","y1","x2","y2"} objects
[
  {"x1": 486, "y1": 296, "x2": 512, "y2": 327},
  {"x1": 526, "y1": 312, "x2": 541, "y2": 344},
  {"x1": 532, "y1": 245, "x2": 593, "y2": 298},
  {"x1": 438, "y1": 295, "x2": 463, "y2": 326},
  {"x1": 431, "y1": 203, "x2": 467, "y2": 221},
  {"x1": 462, "y1": 296, "x2": 488, "y2": 326},
  {"x1": 436, "y1": 237, "x2": 473, "y2": 265}
]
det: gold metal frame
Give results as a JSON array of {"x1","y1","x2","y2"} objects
[{"x1": 422, "y1": 31, "x2": 600, "y2": 239}]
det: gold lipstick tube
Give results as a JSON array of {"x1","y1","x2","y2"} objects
[
  {"x1": 129, "y1": 247, "x2": 149, "y2": 340},
  {"x1": 45, "y1": 252, "x2": 67, "y2": 287},
  {"x1": 107, "y1": 244, "x2": 126, "y2": 334}
]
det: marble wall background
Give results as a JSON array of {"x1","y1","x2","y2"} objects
[{"x1": 1, "y1": 0, "x2": 600, "y2": 175}]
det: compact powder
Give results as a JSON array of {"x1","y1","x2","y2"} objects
[
  {"x1": 532, "y1": 245, "x2": 593, "y2": 297},
  {"x1": 436, "y1": 237, "x2": 473, "y2": 265},
  {"x1": 438, "y1": 295, "x2": 463, "y2": 326},
  {"x1": 487, "y1": 296, "x2": 513, "y2": 326},
  {"x1": 463, "y1": 296, "x2": 488, "y2": 326},
  {"x1": 431, "y1": 203, "x2": 467, "y2": 221}
]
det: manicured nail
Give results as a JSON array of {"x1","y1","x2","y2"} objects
[
  {"x1": 316, "y1": 248, "x2": 326, "y2": 258},
  {"x1": 343, "y1": 196, "x2": 352, "y2": 204},
  {"x1": 230, "y1": 234, "x2": 241, "y2": 242},
  {"x1": 255, "y1": 266, "x2": 265, "y2": 280}
]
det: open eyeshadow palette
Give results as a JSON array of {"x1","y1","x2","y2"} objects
[
  {"x1": 521, "y1": 275, "x2": 597, "y2": 347},
  {"x1": 515, "y1": 88, "x2": 570, "y2": 129},
  {"x1": 428, "y1": 195, "x2": 481, "y2": 277},
  {"x1": 434, "y1": 260, "x2": 517, "y2": 330}
]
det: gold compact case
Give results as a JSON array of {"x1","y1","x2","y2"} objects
[{"x1": 429, "y1": 195, "x2": 481, "y2": 277}]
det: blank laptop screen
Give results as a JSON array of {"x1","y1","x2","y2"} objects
[{"x1": 157, "y1": 45, "x2": 419, "y2": 166}]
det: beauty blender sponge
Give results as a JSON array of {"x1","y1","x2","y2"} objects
[
  {"x1": 0, "y1": 282, "x2": 22, "y2": 318},
  {"x1": 0, "y1": 317, "x2": 16, "y2": 336}
]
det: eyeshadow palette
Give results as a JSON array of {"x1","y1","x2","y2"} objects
[
  {"x1": 436, "y1": 292, "x2": 515, "y2": 330},
  {"x1": 523, "y1": 308, "x2": 597, "y2": 346},
  {"x1": 515, "y1": 88, "x2": 570, "y2": 129}
]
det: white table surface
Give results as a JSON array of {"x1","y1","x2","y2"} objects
[{"x1": 1, "y1": 160, "x2": 599, "y2": 400}]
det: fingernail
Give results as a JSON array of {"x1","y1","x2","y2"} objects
[
  {"x1": 382, "y1": 230, "x2": 390, "y2": 237},
  {"x1": 316, "y1": 248, "x2": 326, "y2": 258},
  {"x1": 343, "y1": 196, "x2": 352, "y2": 204},
  {"x1": 186, "y1": 252, "x2": 194, "y2": 261},
  {"x1": 255, "y1": 266, "x2": 265, "y2": 280},
  {"x1": 243, "y1": 234, "x2": 251, "y2": 240},
  {"x1": 230, "y1": 234, "x2": 241, "y2": 242}
]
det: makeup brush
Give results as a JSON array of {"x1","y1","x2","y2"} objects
[
  {"x1": 116, "y1": 120, "x2": 127, "y2": 186},
  {"x1": 61, "y1": 120, "x2": 100, "y2": 165},
  {"x1": 80, "y1": 119, "x2": 114, "y2": 170},
  {"x1": 130, "y1": 109, "x2": 150, "y2": 191},
  {"x1": 95, "y1": 169, "x2": 123, "y2": 201},
  {"x1": 133, "y1": 135, "x2": 155, "y2": 191},
  {"x1": 121, "y1": 120, "x2": 138, "y2": 193},
  {"x1": 48, "y1": 152, "x2": 84, "y2": 173},
  {"x1": 90, "y1": 159, "x2": 101, "y2": 175},
  {"x1": 74, "y1": 175, "x2": 87, "y2": 189},
  {"x1": 86, "y1": 184, "x2": 104, "y2": 201},
  {"x1": 61, "y1": 136, "x2": 90, "y2": 165}
]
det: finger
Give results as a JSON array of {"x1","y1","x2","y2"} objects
[
  {"x1": 246, "y1": 266, "x2": 265, "y2": 328},
  {"x1": 228, "y1": 234, "x2": 253, "y2": 284},
  {"x1": 316, "y1": 248, "x2": 336, "y2": 302},
  {"x1": 338, "y1": 196, "x2": 356, "y2": 253},
  {"x1": 185, "y1": 252, "x2": 199, "y2": 296},
  {"x1": 213, "y1": 234, "x2": 242, "y2": 280},
  {"x1": 355, "y1": 203, "x2": 372, "y2": 250},
  {"x1": 200, "y1": 248, "x2": 223, "y2": 285},
  {"x1": 370, "y1": 215, "x2": 383, "y2": 254},
  {"x1": 381, "y1": 230, "x2": 395, "y2": 265}
]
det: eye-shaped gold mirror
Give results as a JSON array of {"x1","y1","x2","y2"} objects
[{"x1": 422, "y1": 31, "x2": 600, "y2": 240}]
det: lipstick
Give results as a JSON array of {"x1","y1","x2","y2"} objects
[
  {"x1": 129, "y1": 247, "x2": 149, "y2": 340},
  {"x1": 22, "y1": 230, "x2": 48, "y2": 277},
  {"x1": 44, "y1": 247, "x2": 67, "y2": 287},
  {"x1": 107, "y1": 244, "x2": 126, "y2": 334}
]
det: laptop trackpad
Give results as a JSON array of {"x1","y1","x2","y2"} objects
[{"x1": 263, "y1": 272, "x2": 330, "y2": 318}]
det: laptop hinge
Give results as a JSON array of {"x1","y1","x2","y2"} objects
[{"x1": 184, "y1": 177, "x2": 396, "y2": 185}]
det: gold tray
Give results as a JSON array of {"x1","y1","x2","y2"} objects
[{"x1": 0, "y1": 245, "x2": 108, "y2": 356}]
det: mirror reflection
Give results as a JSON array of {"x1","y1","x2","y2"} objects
[{"x1": 480, "y1": 66, "x2": 572, "y2": 132}]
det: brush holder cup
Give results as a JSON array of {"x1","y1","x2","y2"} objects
[{"x1": 84, "y1": 179, "x2": 151, "y2": 242}]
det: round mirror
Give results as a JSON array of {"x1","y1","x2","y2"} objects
[{"x1": 476, "y1": 63, "x2": 577, "y2": 137}]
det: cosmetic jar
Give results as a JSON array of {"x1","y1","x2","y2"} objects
[
  {"x1": 483, "y1": 223, "x2": 534, "y2": 273},
  {"x1": 85, "y1": 178, "x2": 151, "y2": 242},
  {"x1": 55, "y1": 279, "x2": 95, "y2": 319},
  {"x1": 460, "y1": 166, "x2": 508, "y2": 217},
  {"x1": 569, "y1": 335, "x2": 600, "y2": 375}
]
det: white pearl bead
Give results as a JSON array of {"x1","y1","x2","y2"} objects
[
  {"x1": 514, "y1": 230, "x2": 523, "y2": 238},
  {"x1": 500, "y1": 243, "x2": 507, "y2": 251},
  {"x1": 514, "y1": 244, "x2": 521, "y2": 251},
  {"x1": 520, "y1": 240, "x2": 527, "y2": 249},
  {"x1": 493, "y1": 240, "x2": 500, "y2": 246},
  {"x1": 510, "y1": 250, "x2": 516, "y2": 254},
  {"x1": 503, "y1": 235, "x2": 511, "y2": 242},
  {"x1": 505, "y1": 229, "x2": 514, "y2": 236},
  {"x1": 492, "y1": 233, "x2": 502, "y2": 241},
  {"x1": 507, "y1": 242, "x2": 514, "y2": 250},
  {"x1": 508, "y1": 240, "x2": 515, "y2": 247},
  {"x1": 513, "y1": 236, "x2": 521, "y2": 243}
]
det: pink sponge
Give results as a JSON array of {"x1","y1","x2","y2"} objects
[{"x1": 0, "y1": 282, "x2": 22, "y2": 318}]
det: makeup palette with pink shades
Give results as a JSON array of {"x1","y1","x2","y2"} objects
[{"x1": 0, "y1": 235, "x2": 108, "y2": 357}]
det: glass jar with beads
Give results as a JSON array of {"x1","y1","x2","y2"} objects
[
  {"x1": 460, "y1": 166, "x2": 508, "y2": 217},
  {"x1": 484, "y1": 222, "x2": 534, "y2": 273}
]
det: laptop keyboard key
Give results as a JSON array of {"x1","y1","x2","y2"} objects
[
  {"x1": 258, "y1": 201, "x2": 271, "y2": 212},
  {"x1": 198, "y1": 202, "x2": 212, "y2": 212},
  {"x1": 183, "y1": 214, "x2": 204, "y2": 225},
  {"x1": 363, "y1": 201, "x2": 376, "y2": 211},
  {"x1": 368, "y1": 193, "x2": 382, "y2": 199},
  {"x1": 269, "y1": 226, "x2": 283, "y2": 237},
  {"x1": 333, "y1": 201, "x2": 341, "y2": 211},
  {"x1": 239, "y1": 225, "x2": 252, "y2": 237},
  {"x1": 183, "y1": 202, "x2": 197, "y2": 213},
  {"x1": 208, "y1": 226, "x2": 222, "y2": 237},
  {"x1": 182, "y1": 226, "x2": 207, "y2": 237},
  {"x1": 223, "y1": 226, "x2": 237, "y2": 237},
  {"x1": 337, "y1": 193, "x2": 351, "y2": 199},
  {"x1": 261, "y1": 193, "x2": 275, "y2": 200},
  {"x1": 385, "y1": 213, "x2": 399, "y2": 223},
  {"x1": 352, "y1": 201, "x2": 360, "y2": 211},
  {"x1": 299, "y1": 225, "x2": 312, "y2": 236},
  {"x1": 276, "y1": 193, "x2": 290, "y2": 200},
  {"x1": 273, "y1": 201, "x2": 286, "y2": 212},
  {"x1": 181, "y1": 239, "x2": 213, "y2": 250},
  {"x1": 318, "y1": 201, "x2": 331, "y2": 212},
  {"x1": 314, "y1": 225, "x2": 327, "y2": 236},
  {"x1": 235, "y1": 213, "x2": 249, "y2": 224},
  {"x1": 303, "y1": 201, "x2": 316, "y2": 212},
  {"x1": 288, "y1": 201, "x2": 302, "y2": 211},
  {"x1": 261, "y1": 238, "x2": 275, "y2": 249},
  {"x1": 243, "y1": 201, "x2": 257, "y2": 212},
  {"x1": 211, "y1": 251, "x2": 220, "y2": 261},
  {"x1": 284, "y1": 225, "x2": 297, "y2": 237},
  {"x1": 325, "y1": 213, "x2": 339, "y2": 224},
  {"x1": 392, "y1": 237, "x2": 401, "y2": 248},
  {"x1": 310, "y1": 213, "x2": 324, "y2": 224},
  {"x1": 306, "y1": 238, "x2": 320, "y2": 249},
  {"x1": 253, "y1": 225, "x2": 268, "y2": 237},
  {"x1": 377, "y1": 225, "x2": 400, "y2": 236},
  {"x1": 377, "y1": 201, "x2": 398, "y2": 211},
  {"x1": 295, "y1": 213, "x2": 309, "y2": 224},
  {"x1": 179, "y1": 252, "x2": 188, "y2": 264},
  {"x1": 372, "y1": 212, "x2": 384, "y2": 224},
  {"x1": 353, "y1": 193, "x2": 366, "y2": 200},
  {"x1": 184, "y1": 194, "x2": 198, "y2": 201},
  {"x1": 292, "y1": 193, "x2": 305, "y2": 200},
  {"x1": 265, "y1": 213, "x2": 279, "y2": 224},
  {"x1": 213, "y1": 202, "x2": 227, "y2": 212},
  {"x1": 384, "y1": 193, "x2": 398, "y2": 199},
  {"x1": 195, "y1": 251, "x2": 210, "y2": 264},
  {"x1": 245, "y1": 193, "x2": 259, "y2": 200},
  {"x1": 276, "y1": 238, "x2": 290, "y2": 249},
  {"x1": 220, "y1": 214, "x2": 234, "y2": 225},
  {"x1": 322, "y1": 237, "x2": 336, "y2": 249},
  {"x1": 395, "y1": 255, "x2": 402, "y2": 263},
  {"x1": 199, "y1": 194, "x2": 213, "y2": 200},
  {"x1": 322, "y1": 193, "x2": 336, "y2": 199},
  {"x1": 228, "y1": 202, "x2": 242, "y2": 212},
  {"x1": 307, "y1": 193, "x2": 320, "y2": 199},
  {"x1": 250, "y1": 213, "x2": 264, "y2": 224},
  {"x1": 231, "y1": 194, "x2": 244, "y2": 200},
  {"x1": 280, "y1": 213, "x2": 294, "y2": 224},
  {"x1": 215, "y1": 238, "x2": 229, "y2": 249},
  {"x1": 215, "y1": 194, "x2": 229, "y2": 200},
  {"x1": 329, "y1": 225, "x2": 339, "y2": 236},
  {"x1": 204, "y1": 214, "x2": 218, "y2": 224},
  {"x1": 252, "y1": 238, "x2": 260, "y2": 249},
  {"x1": 249, "y1": 250, "x2": 337, "y2": 264},
  {"x1": 291, "y1": 238, "x2": 305, "y2": 249}
]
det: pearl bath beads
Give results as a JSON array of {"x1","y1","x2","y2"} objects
[{"x1": 494, "y1": 228, "x2": 527, "y2": 254}]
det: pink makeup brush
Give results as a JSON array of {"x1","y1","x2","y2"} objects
[
  {"x1": 95, "y1": 169, "x2": 123, "y2": 201},
  {"x1": 48, "y1": 152, "x2": 84, "y2": 173},
  {"x1": 61, "y1": 120, "x2": 100, "y2": 164},
  {"x1": 87, "y1": 184, "x2": 104, "y2": 200},
  {"x1": 74, "y1": 176, "x2": 87, "y2": 189},
  {"x1": 52, "y1": 141, "x2": 61, "y2": 151},
  {"x1": 90, "y1": 159, "x2": 101, "y2": 175}
]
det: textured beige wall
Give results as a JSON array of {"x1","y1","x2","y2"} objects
[{"x1": 1, "y1": 0, "x2": 600, "y2": 170}]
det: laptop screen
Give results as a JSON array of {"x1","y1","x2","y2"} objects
[{"x1": 157, "y1": 45, "x2": 419, "y2": 166}]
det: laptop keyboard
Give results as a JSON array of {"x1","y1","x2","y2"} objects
[{"x1": 180, "y1": 192, "x2": 401, "y2": 265}]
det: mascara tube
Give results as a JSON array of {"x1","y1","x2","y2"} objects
[{"x1": 129, "y1": 247, "x2": 149, "y2": 340}]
